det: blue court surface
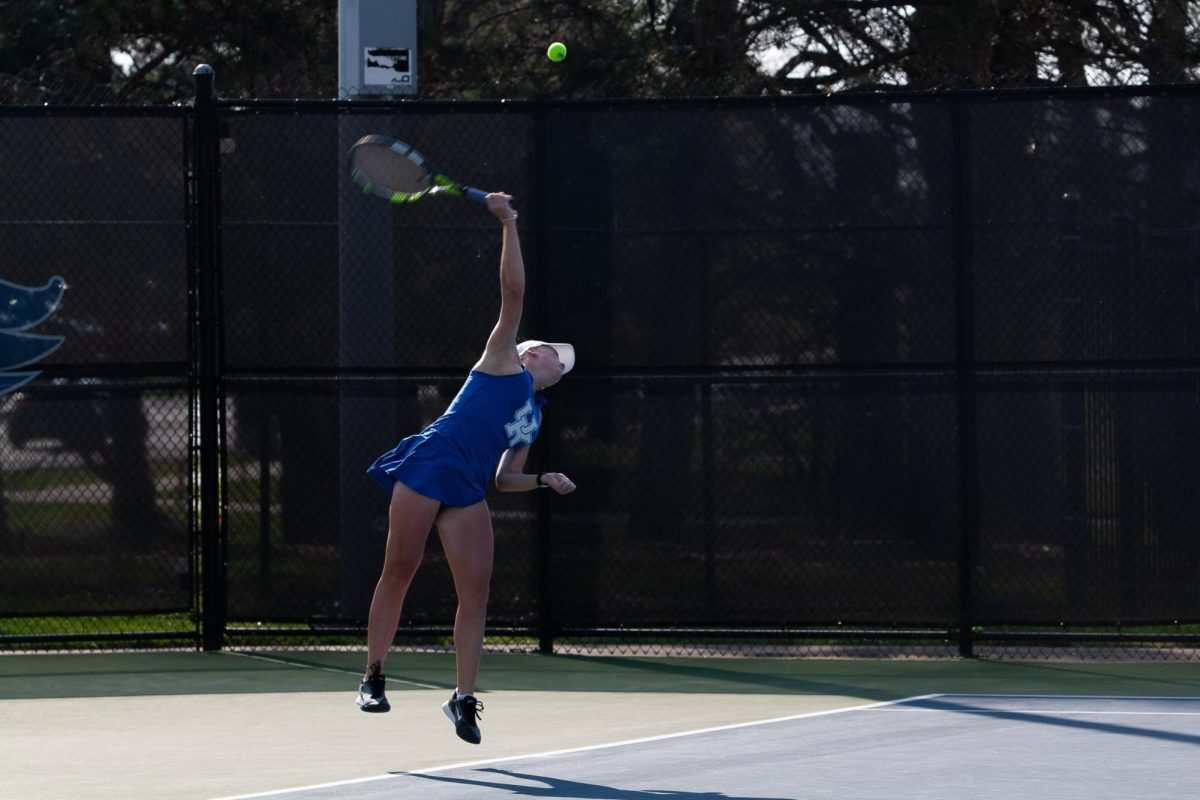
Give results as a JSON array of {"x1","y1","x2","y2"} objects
[{"x1": 214, "y1": 694, "x2": 1200, "y2": 800}]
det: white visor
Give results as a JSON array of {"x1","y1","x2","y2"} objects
[{"x1": 517, "y1": 340, "x2": 575, "y2": 375}]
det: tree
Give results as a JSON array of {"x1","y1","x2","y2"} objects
[
  {"x1": 748, "y1": 0, "x2": 1198, "y2": 92},
  {"x1": 1, "y1": 1, "x2": 1195, "y2": 103},
  {"x1": 0, "y1": 0, "x2": 336, "y2": 103}
]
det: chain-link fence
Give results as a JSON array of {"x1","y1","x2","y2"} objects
[
  {"x1": 2, "y1": 83, "x2": 1199, "y2": 658},
  {"x1": 0, "y1": 108, "x2": 194, "y2": 647}
]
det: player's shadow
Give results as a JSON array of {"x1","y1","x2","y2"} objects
[{"x1": 401, "y1": 768, "x2": 790, "y2": 799}]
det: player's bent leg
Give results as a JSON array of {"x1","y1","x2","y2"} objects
[{"x1": 358, "y1": 481, "x2": 441, "y2": 713}]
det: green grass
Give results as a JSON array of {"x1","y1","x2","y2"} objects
[{"x1": 0, "y1": 612, "x2": 197, "y2": 650}]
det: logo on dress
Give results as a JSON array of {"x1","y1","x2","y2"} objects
[{"x1": 504, "y1": 399, "x2": 539, "y2": 447}]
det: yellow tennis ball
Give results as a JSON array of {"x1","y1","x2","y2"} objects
[{"x1": 547, "y1": 42, "x2": 567, "y2": 62}]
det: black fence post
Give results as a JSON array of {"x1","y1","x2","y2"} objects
[
  {"x1": 192, "y1": 64, "x2": 226, "y2": 651},
  {"x1": 952, "y1": 99, "x2": 979, "y2": 658},
  {"x1": 531, "y1": 108, "x2": 555, "y2": 654}
]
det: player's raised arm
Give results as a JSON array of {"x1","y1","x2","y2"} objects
[{"x1": 474, "y1": 193, "x2": 525, "y2": 375}]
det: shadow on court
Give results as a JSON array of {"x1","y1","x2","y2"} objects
[
  {"x1": 912, "y1": 695, "x2": 1200, "y2": 747},
  {"x1": 405, "y1": 768, "x2": 790, "y2": 799},
  {"x1": 551, "y1": 655, "x2": 888, "y2": 696}
]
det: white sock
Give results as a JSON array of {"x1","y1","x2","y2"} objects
[{"x1": 455, "y1": 689, "x2": 473, "y2": 700}]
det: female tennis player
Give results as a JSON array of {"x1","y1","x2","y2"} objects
[{"x1": 356, "y1": 192, "x2": 576, "y2": 745}]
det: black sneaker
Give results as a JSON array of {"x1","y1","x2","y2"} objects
[
  {"x1": 356, "y1": 664, "x2": 390, "y2": 713},
  {"x1": 441, "y1": 693, "x2": 483, "y2": 744}
]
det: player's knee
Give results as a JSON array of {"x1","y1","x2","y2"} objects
[
  {"x1": 380, "y1": 556, "x2": 421, "y2": 587},
  {"x1": 457, "y1": 575, "x2": 492, "y2": 608}
]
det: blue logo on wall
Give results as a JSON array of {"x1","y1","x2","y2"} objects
[{"x1": 0, "y1": 276, "x2": 66, "y2": 395}]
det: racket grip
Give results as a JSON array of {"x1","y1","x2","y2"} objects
[{"x1": 464, "y1": 187, "x2": 489, "y2": 204}]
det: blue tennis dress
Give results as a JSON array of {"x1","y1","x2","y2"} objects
[{"x1": 367, "y1": 370, "x2": 547, "y2": 507}]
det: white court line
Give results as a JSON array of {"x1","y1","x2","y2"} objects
[
  {"x1": 222, "y1": 651, "x2": 444, "y2": 690},
  {"x1": 871, "y1": 693, "x2": 1200, "y2": 716},
  {"x1": 901, "y1": 693, "x2": 1200, "y2": 701},
  {"x1": 206, "y1": 693, "x2": 938, "y2": 800},
  {"x1": 873, "y1": 708, "x2": 1200, "y2": 716}
]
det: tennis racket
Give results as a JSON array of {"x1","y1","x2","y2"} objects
[{"x1": 348, "y1": 135, "x2": 489, "y2": 204}]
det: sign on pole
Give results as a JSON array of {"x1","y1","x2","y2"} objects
[{"x1": 338, "y1": 0, "x2": 418, "y2": 96}]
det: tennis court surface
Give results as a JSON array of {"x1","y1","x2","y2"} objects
[
  {"x1": 214, "y1": 694, "x2": 1200, "y2": 800},
  {"x1": 2, "y1": 652, "x2": 1199, "y2": 799}
]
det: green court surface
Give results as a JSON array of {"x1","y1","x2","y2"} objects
[{"x1": 2, "y1": 651, "x2": 1198, "y2": 800}]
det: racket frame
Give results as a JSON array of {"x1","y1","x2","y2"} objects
[{"x1": 348, "y1": 135, "x2": 487, "y2": 205}]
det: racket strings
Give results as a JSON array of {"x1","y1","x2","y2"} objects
[{"x1": 351, "y1": 144, "x2": 430, "y2": 195}]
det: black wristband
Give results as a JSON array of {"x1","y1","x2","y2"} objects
[{"x1": 536, "y1": 473, "x2": 547, "y2": 488}]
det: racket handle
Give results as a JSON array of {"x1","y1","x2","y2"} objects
[{"x1": 464, "y1": 187, "x2": 488, "y2": 204}]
